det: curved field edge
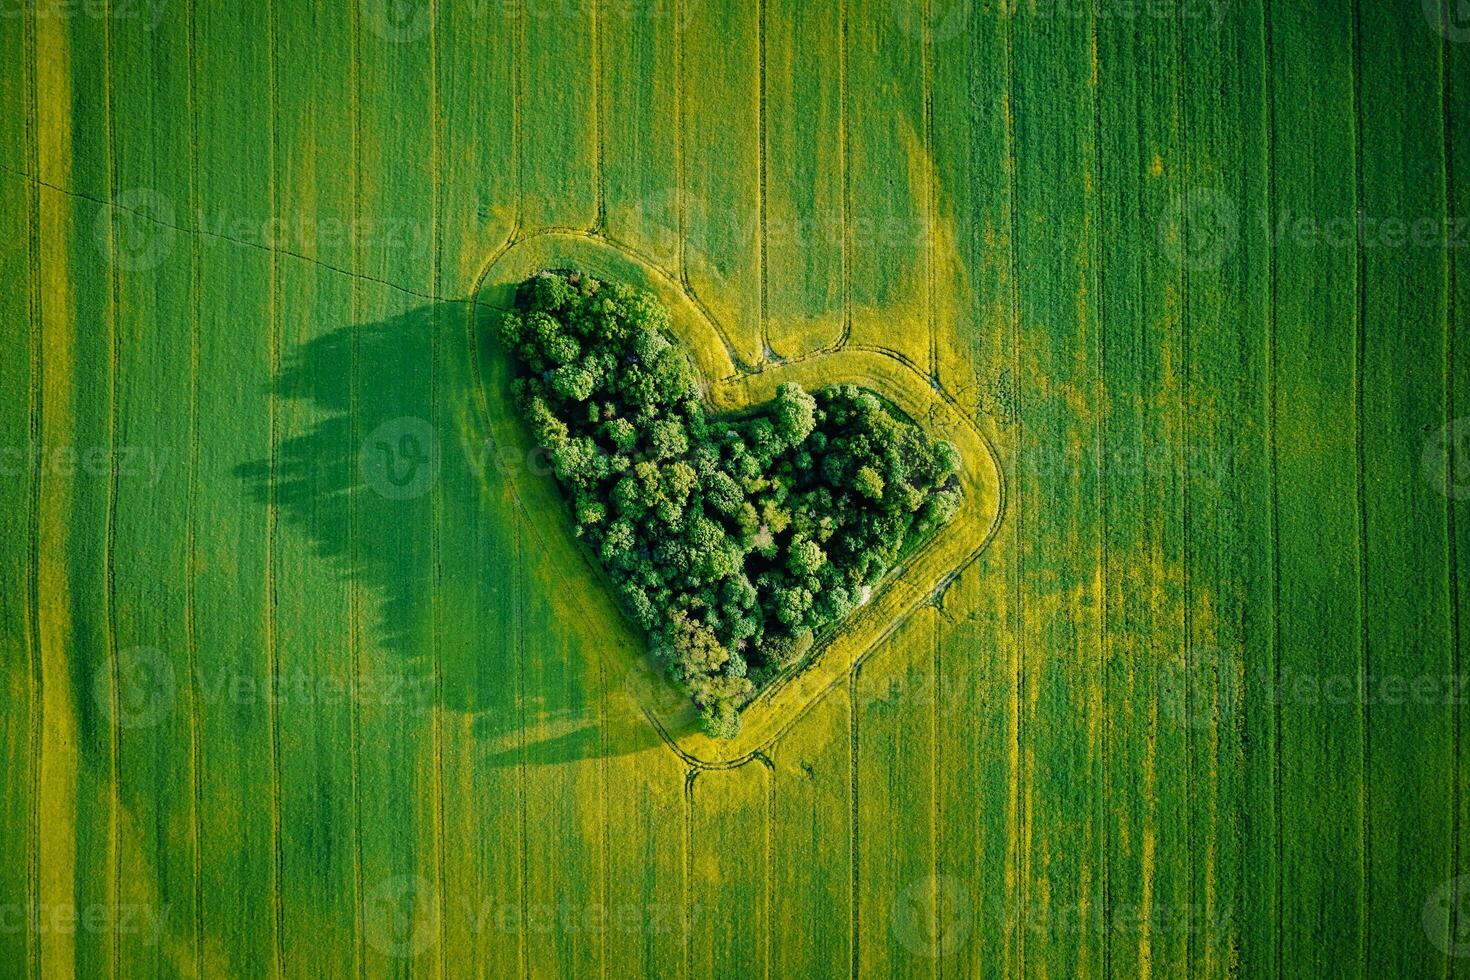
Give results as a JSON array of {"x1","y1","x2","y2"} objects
[{"x1": 467, "y1": 231, "x2": 1003, "y2": 765}]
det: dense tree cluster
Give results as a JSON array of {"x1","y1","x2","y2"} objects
[{"x1": 501, "y1": 270, "x2": 964, "y2": 737}]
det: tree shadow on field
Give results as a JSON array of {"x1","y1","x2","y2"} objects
[{"x1": 235, "y1": 297, "x2": 673, "y2": 768}]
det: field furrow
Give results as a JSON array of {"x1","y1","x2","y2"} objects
[
  {"x1": 1178, "y1": 1, "x2": 1273, "y2": 976},
  {"x1": 352, "y1": 283, "x2": 443, "y2": 980},
  {"x1": 854, "y1": 610, "x2": 938, "y2": 978},
  {"x1": 1010, "y1": 4, "x2": 1108, "y2": 976},
  {"x1": 1098, "y1": 4, "x2": 1193, "y2": 976},
  {"x1": 762, "y1": 0, "x2": 844, "y2": 360},
  {"x1": 520, "y1": 3, "x2": 599, "y2": 234},
  {"x1": 0, "y1": 167, "x2": 38, "y2": 976},
  {"x1": 437, "y1": 2, "x2": 518, "y2": 294},
  {"x1": 436, "y1": 299, "x2": 526, "y2": 978},
  {"x1": 842, "y1": 0, "x2": 930, "y2": 373},
  {"x1": 1268, "y1": 2, "x2": 1366, "y2": 974},
  {"x1": 599, "y1": 2, "x2": 680, "y2": 274},
  {"x1": 770, "y1": 682, "x2": 853, "y2": 978},
  {"x1": 34, "y1": 8, "x2": 119, "y2": 972},
  {"x1": 927, "y1": 4, "x2": 1022, "y2": 975},
  {"x1": 680, "y1": 0, "x2": 764, "y2": 366},
  {"x1": 1452, "y1": 25, "x2": 1470, "y2": 980},
  {"x1": 1358, "y1": 1, "x2": 1454, "y2": 972},
  {"x1": 689, "y1": 761, "x2": 770, "y2": 978}
]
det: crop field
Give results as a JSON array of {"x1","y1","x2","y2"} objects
[{"x1": 2, "y1": 0, "x2": 1469, "y2": 976}]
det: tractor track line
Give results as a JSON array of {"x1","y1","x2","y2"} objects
[
  {"x1": 23, "y1": 0, "x2": 42, "y2": 974},
  {"x1": 674, "y1": 0, "x2": 686, "y2": 292},
  {"x1": 429, "y1": 4, "x2": 450, "y2": 976},
  {"x1": 265, "y1": 0, "x2": 286, "y2": 970},
  {"x1": 1088, "y1": 8, "x2": 1110, "y2": 972},
  {"x1": 838, "y1": 0, "x2": 851, "y2": 351},
  {"x1": 758, "y1": 0, "x2": 769, "y2": 358},
  {"x1": 847, "y1": 667, "x2": 859, "y2": 980},
  {"x1": 762, "y1": 754, "x2": 775, "y2": 980},
  {"x1": 593, "y1": 0, "x2": 606, "y2": 236},
  {"x1": 102, "y1": 6, "x2": 123, "y2": 975},
  {"x1": 919, "y1": 4, "x2": 941, "y2": 968},
  {"x1": 922, "y1": 0, "x2": 936, "y2": 383},
  {"x1": 185, "y1": 0, "x2": 207, "y2": 970},
  {"x1": 930, "y1": 610, "x2": 941, "y2": 980},
  {"x1": 350, "y1": 1, "x2": 366, "y2": 976},
  {"x1": 598, "y1": 645, "x2": 610, "y2": 980},
  {"x1": 683, "y1": 767, "x2": 696, "y2": 980},
  {"x1": 592, "y1": 2, "x2": 615, "y2": 938},
  {"x1": 1172, "y1": 2, "x2": 1196, "y2": 969},
  {"x1": 1349, "y1": 0, "x2": 1370, "y2": 968},
  {"x1": 511, "y1": 0, "x2": 525, "y2": 247},
  {"x1": 1262, "y1": 0, "x2": 1284, "y2": 969},
  {"x1": 1443, "y1": 20, "x2": 1461, "y2": 977},
  {"x1": 516, "y1": 527, "x2": 530, "y2": 980},
  {"x1": 1001, "y1": 5, "x2": 1026, "y2": 975}
]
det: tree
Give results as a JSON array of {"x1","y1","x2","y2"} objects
[
  {"x1": 503, "y1": 269, "x2": 965, "y2": 738},
  {"x1": 551, "y1": 363, "x2": 595, "y2": 402},
  {"x1": 933, "y1": 439, "x2": 962, "y2": 478},
  {"x1": 632, "y1": 325, "x2": 670, "y2": 362},
  {"x1": 620, "y1": 582, "x2": 657, "y2": 630},
  {"x1": 853, "y1": 465, "x2": 885, "y2": 501},
  {"x1": 575, "y1": 494, "x2": 605, "y2": 530},
  {"x1": 772, "y1": 585, "x2": 813, "y2": 626},
  {"x1": 604, "y1": 416, "x2": 637, "y2": 451},
  {"x1": 701, "y1": 470, "x2": 738, "y2": 514},
  {"x1": 663, "y1": 460, "x2": 698, "y2": 503},
  {"x1": 554, "y1": 435, "x2": 609, "y2": 489},
  {"x1": 664, "y1": 609, "x2": 728, "y2": 675},
  {"x1": 601, "y1": 520, "x2": 634, "y2": 559},
  {"x1": 746, "y1": 417, "x2": 780, "y2": 464},
  {"x1": 523, "y1": 395, "x2": 568, "y2": 451},
  {"x1": 544, "y1": 332, "x2": 580, "y2": 366},
  {"x1": 649, "y1": 418, "x2": 689, "y2": 459},
  {"x1": 773, "y1": 382, "x2": 817, "y2": 446},
  {"x1": 787, "y1": 537, "x2": 825, "y2": 576},
  {"x1": 612, "y1": 475, "x2": 646, "y2": 517},
  {"x1": 527, "y1": 270, "x2": 575, "y2": 311}
]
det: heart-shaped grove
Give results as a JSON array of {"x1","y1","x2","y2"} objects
[{"x1": 471, "y1": 233, "x2": 1003, "y2": 762}]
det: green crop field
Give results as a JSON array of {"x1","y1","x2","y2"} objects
[{"x1": 2, "y1": 0, "x2": 1468, "y2": 976}]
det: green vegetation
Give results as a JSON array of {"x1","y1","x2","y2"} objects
[{"x1": 500, "y1": 270, "x2": 963, "y2": 736}]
